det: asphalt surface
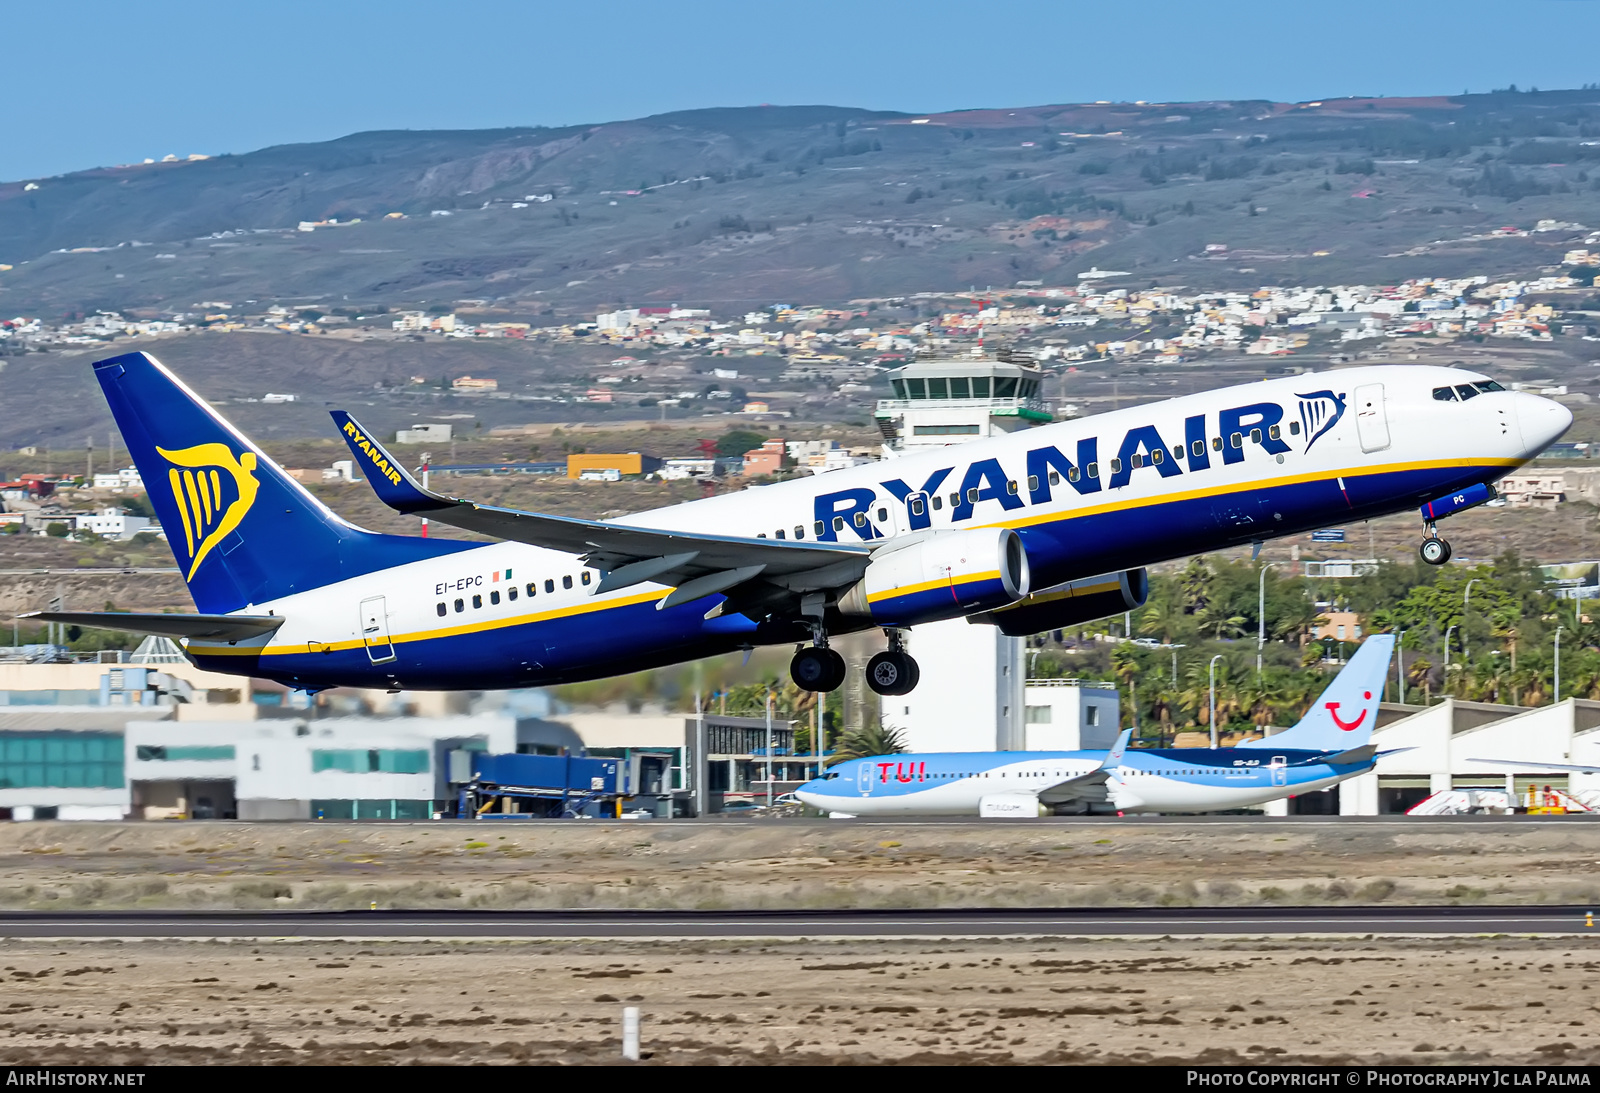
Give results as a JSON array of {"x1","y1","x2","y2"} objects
[{"x1": 0, "y1": 906, "x2": 1593, "y2": 939}]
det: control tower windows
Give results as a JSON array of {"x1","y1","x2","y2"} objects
[{"x1": 972, "y1": 377, "x2": 991, "y2": 398}]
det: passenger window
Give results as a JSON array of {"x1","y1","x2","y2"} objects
[
  {"x1": 436, "y1": 603, "x2": 447, "y2": 617},
  {"x1": 472, "y1": 594, "x2": 483, "y2": 609},
  {"x1": 527, "y1": 582, "x2": 537, "y2": 597},
  {"x1": 1250, "y1": 428, "x2": 1262, "y2": 444},
  {"x1": 1211, "y1": 436, "x2": 1223, "y2": 451},
  {"x1": 581, "y1": 571, "x2": 591, "y2": 585},
  {"x1": 966, "y1": 487, "x2": 980, "y2": 503},
  {"x1": 794, "y1": 525, "x2": 806, "y2": 539},
  {"x1": 1152, "y1": 448, "x2": 1163, "y2": 465},
  {"x1": 1230, "y1": 432, "x2": 1243, "y2": 448},
  {"x1": 774, "y1": 529, "x2": 785, "y2": 539},
  {"x1": 814, "y1": 520, "x2": 825, "y2": 536},
  {"x1": 853, "y1": 511, "x2": 867, "y2": 527},
  {"x1": 949, "y1": 492, "x2": 960, "y2": 507},
  {"x1": 1433, "y1": 386, "x2": 1458, "y2": 402},
  {"x1": 1129, "y1": 453, "x2": 1143, "y2": 469},
  {"x1": 1191, "y1": 439, "x2": 1204, "y2": 457},
  {"x1": 1087, "y1": 462, "x2": 1099, "y2": 479},
  {"x1": 877, "y1": 507, "x2": 888, "y2": 522},
  {"x1": 1289, "y1": 421, "x2": 1301, "y2": 435},
  {"x1": 931, "y1": 495, "x2": 943, "y2": 510},
  {"x1": 909, "y1": 498, "x2": 925, "y2": 517},
  {"x1": 563, "y1": 575, "x2": 573, "y2": 589},
  {"x1": 508, "y1": 587, "x2": 518, "y2": 601},
  {"x1": 1109, "y1": 458, "x2": 1122, "y2": 474},
  {"x1": 454, "y1": 598, "x2": 464, "y2": 613},
  {"x1": 1455, "y1": 384, "x2": 1479, "y2": 400},
  {"x1": 1005, "y1": 480, "x2": 1018, "y2": 495},
  {"x1": 1269, "y1": 424, "x2": 1281, "y2": 440},
  {"x1": 757, "y1": 532, "x2": 767, "y2": 538},
  {"x1": 833, "y1": 516, "x2": 845, "y2": 532},
  {"x1": 545, "y1": 579, "x2": 555, "y2": 593},
  {"x1": 1049, "y1": 471, "x2": 1061, "y2": 486},
  {"x1": 1028, "y1": 475, "x2": 1039, "y2": 492},
  {"x1": 490, "y1": 590, "x2": 501, "y2": 605},
  {"x1": 1067, "y1": 467, "x2": 1079, "y2": 483}
]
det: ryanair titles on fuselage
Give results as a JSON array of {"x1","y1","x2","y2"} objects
[{"x1": 811, "y1": 394, "x2": 1341, "y2": 541}]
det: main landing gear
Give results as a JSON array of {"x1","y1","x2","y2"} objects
[
  {"x1": 865, "y1": 630, "x2": 919, "y2": 697},
  {"x1": 788, "y1": 629, "x2": 922, "y2": 696},
  {"x1": 1419, "y1": 521, "x2": 1453, "y2": 566}
]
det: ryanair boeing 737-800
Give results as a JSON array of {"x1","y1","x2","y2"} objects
[{"x1": 28, "y1": 352, "x2": 1570, "y2": 697}]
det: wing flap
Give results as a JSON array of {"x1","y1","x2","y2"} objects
[{"x1": 23, "y1": 611, "x2": 284, "y2": 642}]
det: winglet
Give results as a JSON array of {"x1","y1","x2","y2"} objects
[
  {"x1": 1102, "y1": 728, "x2": 1133, "y2": 770},
  {"x1": 329, "y1": 411, "x2": 450, "y2": 514}
]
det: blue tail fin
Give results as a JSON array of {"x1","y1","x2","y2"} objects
[
  {"x1": 94, "y1": 351, "x2": 476, "y2": 613},
  {"x1": 1238, "y1": 633, "x2": 1396, "y2": 752}
]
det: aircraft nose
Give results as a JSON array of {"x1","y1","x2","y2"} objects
[{"x1": 1514, "y1": 393, "x2": 1573, "y2": 455}]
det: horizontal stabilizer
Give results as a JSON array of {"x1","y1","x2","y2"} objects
[
  {"x1": 22, "y1": 611, "x2": 284, "y2": 642},
  {"x1": 1315, "y1": 743, "x2": 1378, "y2": 767}
]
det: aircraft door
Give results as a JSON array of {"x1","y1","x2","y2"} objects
[
  {"x1": 903, "y1": 491, "x2": 932, "y2": 532},
  {"x1": 872, "y1": 493, "x2": 906, "y2": 539},
  {"x1": 856, "y1": 761, "x2": 874, "y2": 796},
  {"x1": 1269, "y1": 755, "x2": 1288, "y2": 787},
  {"x1": 1353, "y1": 383, "x2": 1391, "y2": 453},
  {"x1": 360, "y1": 596, "x2": 396, "y2": 664}
]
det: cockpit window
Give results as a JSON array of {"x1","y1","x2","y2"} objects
[
  {"x1": 1432, "y1": 386, "x2": 1458, "y2": 402},
  {"x1": 1455, "y1": 384, "x2": 1480, "y2": 401},
  {"x1": 1474, "y1": 380, "x2": 1506, "y2": 393}
]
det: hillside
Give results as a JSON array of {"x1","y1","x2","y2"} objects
[{"x1": 8, "y1": 92, "x2": 1600, "y2": 318}]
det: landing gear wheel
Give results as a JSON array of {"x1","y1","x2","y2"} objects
[
  {"x1": 1420, "y1": 537, "x2": 1452, "y2": 566},
  {"x1": 866, "y1": 650, "x2": 920, "y2": 696},
  {"x1": 791, "y1": 646, "x2": 847, "y2": 692}
]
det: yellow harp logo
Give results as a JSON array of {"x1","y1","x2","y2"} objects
[{"x1": 157, "y1": 443, "x2": 261, "y2": 580}]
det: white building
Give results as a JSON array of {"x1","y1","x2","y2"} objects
[
  {"x1": 396, "y1": 423, "x2": 453, "y2": 445},
  {"x1": 890, "y1": 619, "x2": 1025, "y2": 752},
  {"x1": 79, "y1": 508, "x2": 152, "y2": 540},
  {"x1": 1021, "y1": 679, "x2": 1121, "y2": 750}
]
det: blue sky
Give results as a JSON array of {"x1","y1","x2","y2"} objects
[{"x1": 10, "y1": 0, "x2": 1600, "y2": 180}]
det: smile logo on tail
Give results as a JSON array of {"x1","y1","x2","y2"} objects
[
  {"x1": 1296, "y1": 390, "x2": 1347, "y2": 452},
  {"x1": 157, "y1": 443, "x2": 261, "y2": 579},
  {"x1": 1325, "y1": 690, "x2": 1373, "y2": 732}
]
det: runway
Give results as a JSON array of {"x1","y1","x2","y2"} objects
[{"x1": 0, "y1": 905, "x2": 1592, "y2": 940}]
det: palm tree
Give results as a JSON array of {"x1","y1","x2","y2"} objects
[{"x1": 826, "y1": 723, "x2": 907, "y2": 766}]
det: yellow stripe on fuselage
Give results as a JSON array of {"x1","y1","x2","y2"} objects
[{"x1": 189, "y1": 587, "x2": 668, "y2": 658}]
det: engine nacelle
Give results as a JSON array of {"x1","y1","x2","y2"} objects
[
  {"x1": 971, "y1": 568, "x2": 1149, "y2": 636},
  {"x1": 836, "y1": 527, "x2": 1030, "y2": 627}
]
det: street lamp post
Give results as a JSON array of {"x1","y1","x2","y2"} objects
[
  {"x1": 1208, "y1": 654, "x2": 1224, "y2": 749},
  {"x1": 1394, "y1": 629, "x2": 1407, "y2": 704},
  {"x1": 1555, "y1": 626, "x2": 1565, "y2": 705},
  {"x1": 1442, "y1": 625, "x2": 1457, "y2": 697},
  {"x1": 1170, "y1": 643, "x2": 1185, "y2": 686},
  {"x1": 1257, "y1": 562, "x2": 1278, "y2": 677},
  {"x1": 765, "y1": 690, "x2": 774, "y2": 808},
  {"x1": 1463, "y1": 578, "x2": 1481, "y2": 660}
]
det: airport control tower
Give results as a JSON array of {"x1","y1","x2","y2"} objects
[{"x1": 875, "y1": 351, "x2": 1054, "y2": 753}]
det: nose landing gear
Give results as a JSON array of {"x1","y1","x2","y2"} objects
[
  {"x1": 1419, "y1": 521, "x2": 1453, "y2": 566},
  {"x1": 865, "y1": 630, "x2": 920, "y2": 697}
]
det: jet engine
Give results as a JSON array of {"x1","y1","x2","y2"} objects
[
  {"x1": 970, "y1": 568, "x2": 1149, "y2": 636},
  {"x1": 836, "y1": 527, "x2": 1030, "y2": 627}
]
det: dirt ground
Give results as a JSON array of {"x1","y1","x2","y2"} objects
[
  {"x1": 2, "y1": 822, "x2": 1599, "y2": 1064},
  {"x1": 2, "y1": 818, "x2": 1599, "y2": 912},
  {"x1": 0, "y1": 935, "x2": 1596, "y2": 1065}
]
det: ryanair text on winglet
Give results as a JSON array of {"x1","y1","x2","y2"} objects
[{"x1": 341, "y1": 421, "x2": 405, "y2": 486}]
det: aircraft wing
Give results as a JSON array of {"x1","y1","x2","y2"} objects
[
  {"x1": 21, "y1": 611, "x2": 284, "y2": 642},
  {"x1": 1465, "y1": 757, "x2": 1600, "y2": 774},
  {"x1": 1037, "y1": 729, "x2": 1133, "y2": 807},
  {"x1": 330, "y1": 412, "x2": 871, "y2": 605}
]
